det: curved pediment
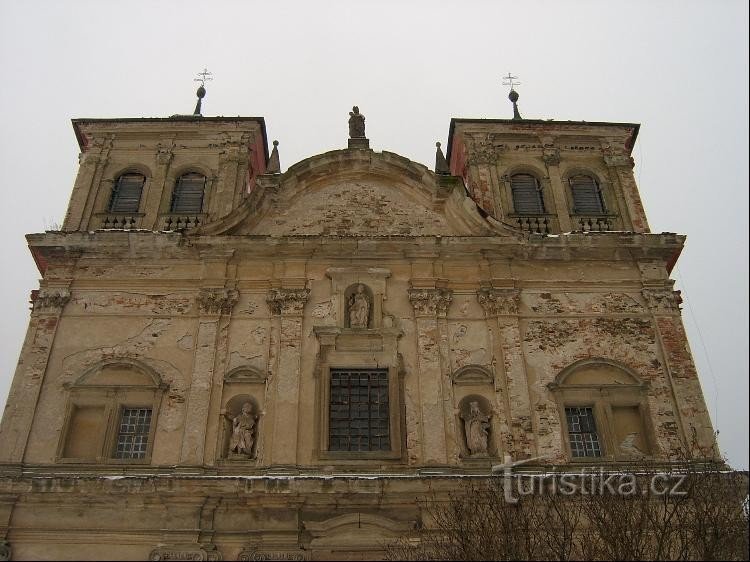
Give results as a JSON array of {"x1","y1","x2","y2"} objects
[{"x1": 200, "y1": 149, "x2": 518, "y2": 237}]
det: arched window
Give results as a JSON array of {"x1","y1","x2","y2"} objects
[
  {"x1": 569, "y1": 174, "x2": 605, "y2": 214},
  {"x1": 170, "y1": 173, "x2": 206, "y2": 213},
  {"x1": 510, "y1": 173, "x2": 545, "y2": 214},
  {"x1": 549, "y1": 359, "x2": 654, "y2": 461},
  {"x1": 109, "y1": 173, "x2": 145, "y2": 213}
]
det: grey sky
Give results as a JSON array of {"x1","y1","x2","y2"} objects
[{"x1": 0, "y1": 0, "x2": 747, "y2": 468}]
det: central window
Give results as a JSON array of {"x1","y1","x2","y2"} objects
[
  {"x1": 329, "y1": 368, "x2": 390, "y2": 452},
  {"x1": 114, "y1": 407, "x2": 153, "y2": 459},
  {"x1": 565, "y1": 406, "x2": 602, "y2": 458}
]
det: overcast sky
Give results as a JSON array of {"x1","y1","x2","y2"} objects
[{"x1": 0, "y1": 0, "x2": 747, "y2": 469}]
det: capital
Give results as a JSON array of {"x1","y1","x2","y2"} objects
[
  {"x1": 196, "y1": 288, "x2": 239, "y2": 315},
  {"x1": 477, "y1": 288, "x2": 520, "y2": 317},
  {"x1": 266, "y1": 288, "x2": 310, "y2": 316},
  {"x1": 31, "y1": 288, "x2": 71, "y2": 314},
  {"x1": 408, "y1": 288, "x2": 453, "y2": 317}
]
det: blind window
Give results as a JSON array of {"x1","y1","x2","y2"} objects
[
  {"x1": 170, "y1": 173, "x2": 205, "y2": 214},
  {"x1": 511, "y1": 174, "x2": 545, "y2": 214},
  {"x1": 109, "y1": 174, "x2": 145, "y2": 213},
  {"x1": 329, "y1": 369, "x2": 390, "y2": 452},
  {"x1": 570, "y1": 175, "x2": 605, "y2": 214}
]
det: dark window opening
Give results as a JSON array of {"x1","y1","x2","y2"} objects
[
  {"x1": 570, "y1": 175, "x2": 606, "y2": 214},
  {"x1": 329, "y1": 369, "x2": 390, "y2": 452},
  {"x1": 109, "y1": 174, "x2": 145, "y2": 213},
  {"x1": 511, "y1": 174, "x2": 545, "y2": 214},
  {"x1": 170, "y1": 173, "x2": 206, "y2": 214},
  {"x1": 565, "y1": 406, "x2": 602, "y2": 458}
]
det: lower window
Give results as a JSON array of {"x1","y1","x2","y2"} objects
[
  {"x1": 114, "y1": 408, "x2": 153, "y2": 459},
  {"x1": 565, "y1": 406, "x2": 602, "y2": 458},
  {"x1": 329, "y1": 368, "x2": 390, "y2": 452}
]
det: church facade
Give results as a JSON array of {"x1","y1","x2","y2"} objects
[{"x1": 0, "y1": 99, "x2": 715, "y2": 560}]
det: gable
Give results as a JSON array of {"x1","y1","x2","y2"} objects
[
  {"x1": 238, "y1": 178, "x2": 458, "y2": 236},
  {"x1": 200, "y1": 149, "x2": 514, "y2": 237}
]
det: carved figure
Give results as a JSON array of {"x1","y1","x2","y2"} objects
[
  {"x1": 461, "y1": 401, "x2": 491, "y2": 456},
  {"x1": 227, "y1": 402, "x2": 256, "y2": 456},
  {"x1": 348, "y1": 106, "x2": 366, "y2": 138},
  {"x1": 348, "y1": 284, "x2": 370, "y2": 328}
]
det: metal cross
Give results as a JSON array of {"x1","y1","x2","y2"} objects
[
  {"x1": 194, "y1": 68, "x2": 213, "y2": 86},
  {"x1": 502, "y1": 72, "x2": 520, "y2": 91}
]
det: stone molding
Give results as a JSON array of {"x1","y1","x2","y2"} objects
[
  {"x1": 266, "y1": 288, "x2": 310, "y2": 316},
  {"x1": 238, "y1": 548, "x2": 309, "y2": 561},
  {"x1": 149, "y1": 546, "x2": 221, "y2": 561},
  {"x1": 477, "y1": 288, "x2": 520, "y2": 316},
  {"x1": 642, "y1": 287, "x2": 681, "y2": 314},
  {"x1": 196, "y1": 288, "x2": 239, "y2": 315},
  {"x1": 30, "y1": 288, "x2": 71, "y2": 313},
  {"x1": 408, "y1": 288, "x2": 453, "y2": 317}
]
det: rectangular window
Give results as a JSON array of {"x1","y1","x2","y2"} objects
[
  {"x1": 329, "y1": 369, "x2": 390, "y2": 452},
  {"x1": 565, "y1": 406, "x2": 602, "y2": 458},
  {"x1": 114, "y1": 408, "x2": 152, "y2": 459}
]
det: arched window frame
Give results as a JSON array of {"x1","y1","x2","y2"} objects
[
  {"x1": 108, "y1": 172, "x2": 146, "y2": 213},
  {"x1": 170, "y1": 172, "x2": 207, "y2": 214},
  {"x1": 567, "y1": 173, "x2": 607, "y2": 215},
  {"x1": 57, "y1": 360, "x2": 166, "y2": 464},
  {"x1": 509, "y1": 172, "x2": 546, "y2": 215},
  {"x1": 548, "y1": 359, "x2": 657, "y2": 462}
]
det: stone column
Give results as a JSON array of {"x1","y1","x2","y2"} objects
[
  {"x1": 0, "y1": 287, "x2": 70, "y2": 463},
  {"x1": 604, "y1": 152, "x2": 650, "y2": 232},
  {"x1": 179, "y1": 288, "x2": 238, "y2": 465},
  {"x1": 141, "y1": 143, "x2": 173, "y2": 230},
  {"x1": 266, "y1": 288, "x2": 309, "y2": 467},
  {"x1": 62, "y1": 149, "x2": 107, "y2": 231},
  {"x1": 643, "y1": 285, "x2": 716, "y2": 457},
  {"x1": 542, "y1": 147, "x2": 573, "y2": 232},
  {"x1": 408, "y1": 288, "x2": 453, "y2": 466},
  {"x1": 477, "y1": 288, "x2": 534, "y2": 459}
]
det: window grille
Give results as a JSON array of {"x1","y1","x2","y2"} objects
[
  {"x1": 511, "y1": 174, "x2": 545, "y2": 214},
  {"x1": 565, "y1": 406, "x2": 602, "y2": 457},
  {"x1": 570, "y1": 175, "x2": 606, "y2": 214},
  {"x1": 114, "y1": 408, "x2": 152, "y2": 459},
  {"x1": 109, "y1": 174, "x2": 145, "y2": 213},
  {"x1": 170, "y1": 173, "x2": 206, "y2": 213},
  {"x1": 329, "y1": 369, "x2": 390, "y2": 452}
]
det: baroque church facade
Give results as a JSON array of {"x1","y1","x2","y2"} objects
[{"x1": 0, "y1": 91, "x2": 715, "y2": 560}]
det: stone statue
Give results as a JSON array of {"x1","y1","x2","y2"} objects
[
  {"x1": 348, "y1": 284, "x2": 370, "y2": 328},
  {"x1": 461, "y1": 401, "x2": 491, "y2": 457},
  {"x1": 226, "y1": 402, "x2": 256, "y2": 457},
  {"x1": 348, "y1": 106, "x2": 366, "y2": 138}
]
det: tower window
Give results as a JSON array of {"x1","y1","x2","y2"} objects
[
  {"x1": 170, "y1": 173, "x2": 206, "y2": 214},
  {"x1": 511, "y1": 173, "x2": 545, "y2": 214},
  {"x1": 565, "y1": 406, "x2": 602, "y2": 457},
  {"x1": 329, "y1": 369, "x2": 390, "y2": 452},
  {"x1": 570, "y1": 174, "x2": 606, "y2": 214},
  {"x1": 114, "y1": 407, "x2": 152, "y2": 459},
  {"x1": 109, "y1": 173, "x2": 145, "y2": 213}
]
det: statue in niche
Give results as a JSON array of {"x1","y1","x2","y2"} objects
[
  {"x1": 348, "y1": 106, "x2": 366, "y2": 138},
  {"x1": 226, "y1": 402, "x2": 256, "y2": 457},
  {"x1": 461, "y1": 401, "x2": 491, "y2": 457},
  {"x1": 348, "y1": 284, "x2": 370, "y2": 328}
]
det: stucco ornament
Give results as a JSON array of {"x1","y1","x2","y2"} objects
[
  {"x1": 227, "y1": 402, "x2": 256, "y2": 457},
  {"x1": 461, "y1": 401, "x2": 491, "y2": 457},
  {"x1": 348, "y1": 284, "x2": 370, "y2": 328}
]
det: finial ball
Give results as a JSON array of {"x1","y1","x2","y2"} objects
[
  {"x1": 196, "y1": 85, "x2": 206, "y2": 99},
  {"x1": 436, "y1": 142, "x2": 441, "y2": 148},
  {"x1": 273, "y1": 140, "x2": 279, "y2": 147},
  {"x1": 508, "y1": 89, "x2": 519, "y2": 103}
]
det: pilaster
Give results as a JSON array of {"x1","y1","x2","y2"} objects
[
  {"x1": 408, "y1": 287, "x2": 453, "y2": 465},
  {"x1": 266, "y1": 288, "x2": 310, "y2": 466},
  {"x1": 476, "y1": 287, "x2": 534, "y2": 458}
]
